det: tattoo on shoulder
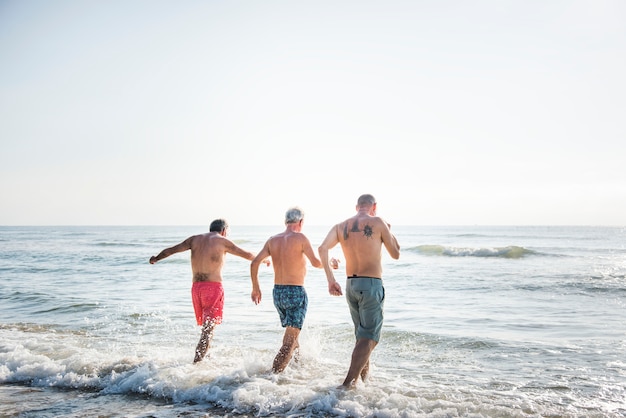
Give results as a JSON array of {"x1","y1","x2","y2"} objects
[{"x1": 344, "y1": 221, "x2": 373, "y2": 239}]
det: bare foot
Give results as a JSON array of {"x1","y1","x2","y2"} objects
[{"x1": 337, "y1": 383, "x2": 356, "y2": 391}]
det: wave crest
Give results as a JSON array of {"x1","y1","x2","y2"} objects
[{"x1": 411, "y1": 244, "x2": 534, "y2": 259}]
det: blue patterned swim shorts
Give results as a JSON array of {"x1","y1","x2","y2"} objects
[{"x1": 273, "y1": 285, "x2": 308, "y2": 329}]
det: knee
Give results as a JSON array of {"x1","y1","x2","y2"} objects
[
  {"x1": 281, "y1": 334, "x2": 300, "y2": 351},
  {"x1": 282, "y1": 338, "x2": 298, "y2": 350}
]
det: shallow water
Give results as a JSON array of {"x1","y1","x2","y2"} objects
[{"x1": 1, "y1": 225, "x2": 625, "y2": 417}]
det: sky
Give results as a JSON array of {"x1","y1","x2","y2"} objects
[{"x1": 1, "y1": 0, "x2": 625, "y2": 226}]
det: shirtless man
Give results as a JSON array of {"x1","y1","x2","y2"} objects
[
  {"x1": 318, "y1": 194, "x2": 400, "y2": 388},
  {"x1": 250, "y1": 207, "x2": 341, "y2": 373},
  {"x1": 150, "y1": 219, "x2": 264, "y2": 363}
]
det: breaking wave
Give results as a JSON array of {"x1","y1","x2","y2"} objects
[{"x1": 410, "y1": 244, "x2": 535, "y2": 259}]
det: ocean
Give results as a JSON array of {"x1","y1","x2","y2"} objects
[{"x1": 0, "y1": 225, "x2": 624, "y2": 417}]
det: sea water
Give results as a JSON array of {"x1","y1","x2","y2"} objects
[{"x1": 0, "y1": 225, "x2": 624, "y2": 417}]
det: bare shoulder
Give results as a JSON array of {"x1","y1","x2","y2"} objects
[
  {"x1": 266, "y1": 233, "x2": 283, "y2": 249},
  {"x1": 295, "y1": 231, "x2": 312, "y2": 243},
  {"x1": 185, "y1": 234, "x2": 202, "y2": 245},
  {"x1": 337, "y1": 220, "x2": 349, "y2": 230},
  {"x1": 267, "y1": 233, "x2": 282, "y2": 243},
  {"x1": 217, "y1": 234, "x2": 235, "y2": 245},
  {"x1": 373, "y1": 216, "x2": 389, "y2": 227}
]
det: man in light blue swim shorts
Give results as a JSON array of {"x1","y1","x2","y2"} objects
[
  {"x1": 319, "y1": 194, "x2": 400, "y2": 389},
  {"x1": 345, "y1": 276, "x2": 385, "y2": 342}
]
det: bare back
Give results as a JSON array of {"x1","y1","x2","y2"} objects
[
  {"x1": 336, "y1": 214, "x2": 400, "y2": 278},
  {"x1": 189, "y1": 232, "x2": 254, "y2": 282},
  {"x1": 267, "y1": 231, "x2": 320, "y2": 285}
]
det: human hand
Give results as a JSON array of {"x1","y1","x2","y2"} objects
[
  {"x1": 328, "y1": 280, "x2": 343, "y2": 296},
  {"x1": 263, "y1": 258, "x2": 271, "y2": 266},
  {"x1": 330, "y1": 258, "x2": 340, "y2": 269},
  {"x1": 251, "y1": 290, "x2": 262, "y2": 305}
]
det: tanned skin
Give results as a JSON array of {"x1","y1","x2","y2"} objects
[
  {"x1": 318, "y1": 196, "x2": 400, "y2": 388},
  {"x1": 251, "y1": 217, "x2": 339, "y2": 373},
  {"x1": 151, "y1": 224, "x2": 267, "y2": 363}
]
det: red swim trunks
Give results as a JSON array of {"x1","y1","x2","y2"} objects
[{"x1": 191, "y1": 281, "x2": 224, "y2": 326}]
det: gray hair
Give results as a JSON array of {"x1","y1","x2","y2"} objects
[
  {"x1": 209, "y1": 218, "x2": 229, "y2": 232},
  {"x1": 357, "y1": 194, "x2": 376, "y2": 207},
  {"x1": 285, "y1": 207, "x2": 304, "y2": 224}
]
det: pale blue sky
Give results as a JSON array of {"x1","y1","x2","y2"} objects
[{"x1": 1, "y1": 0, "x2": 625, "y2": 226}]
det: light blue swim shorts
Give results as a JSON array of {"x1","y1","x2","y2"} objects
[{"x1": 345, "y1": 276, "x2": 385, "y2": 342}]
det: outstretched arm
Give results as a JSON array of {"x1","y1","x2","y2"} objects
[
  {"x1": 224, "y1": 239, "x2": 270, "y2": 266},
  {"x1": 225, "y1": 241, "x2": 256, "y2": 261},
  {"x1": 149, "y1": 237, "x2": 193, "y2": 264}
]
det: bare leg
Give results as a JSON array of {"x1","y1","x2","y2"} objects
[
  {"x1": 360, "y1": 359, "x2": 370, "y2": 381},
  {"x1": 293, "y1": 340, "x2": 301, "y2": 363},
  {"x1": 194, "y1": 319, "x2": 216, "y2": 363},
  {"x1": 341, "y1": 338, "x2": 377, "y2": 389},
  {"x1": 272, "y1": 326, "x2": 300, "y2": 373}
]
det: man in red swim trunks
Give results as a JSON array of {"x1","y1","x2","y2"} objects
[{"x1": 150, "y1": 219, "x2": 267, "y2": 363}]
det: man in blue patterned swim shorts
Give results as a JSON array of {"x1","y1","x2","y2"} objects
[
  {"x1": 319, "y1": 194, "x2": 400, "y2": 389},
  {"x1": 273, "y1": 284, "x2": 308, "y2": 329},
  {"x1": 251, "y1": 207, "x2": 338, "y2": 373}
]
